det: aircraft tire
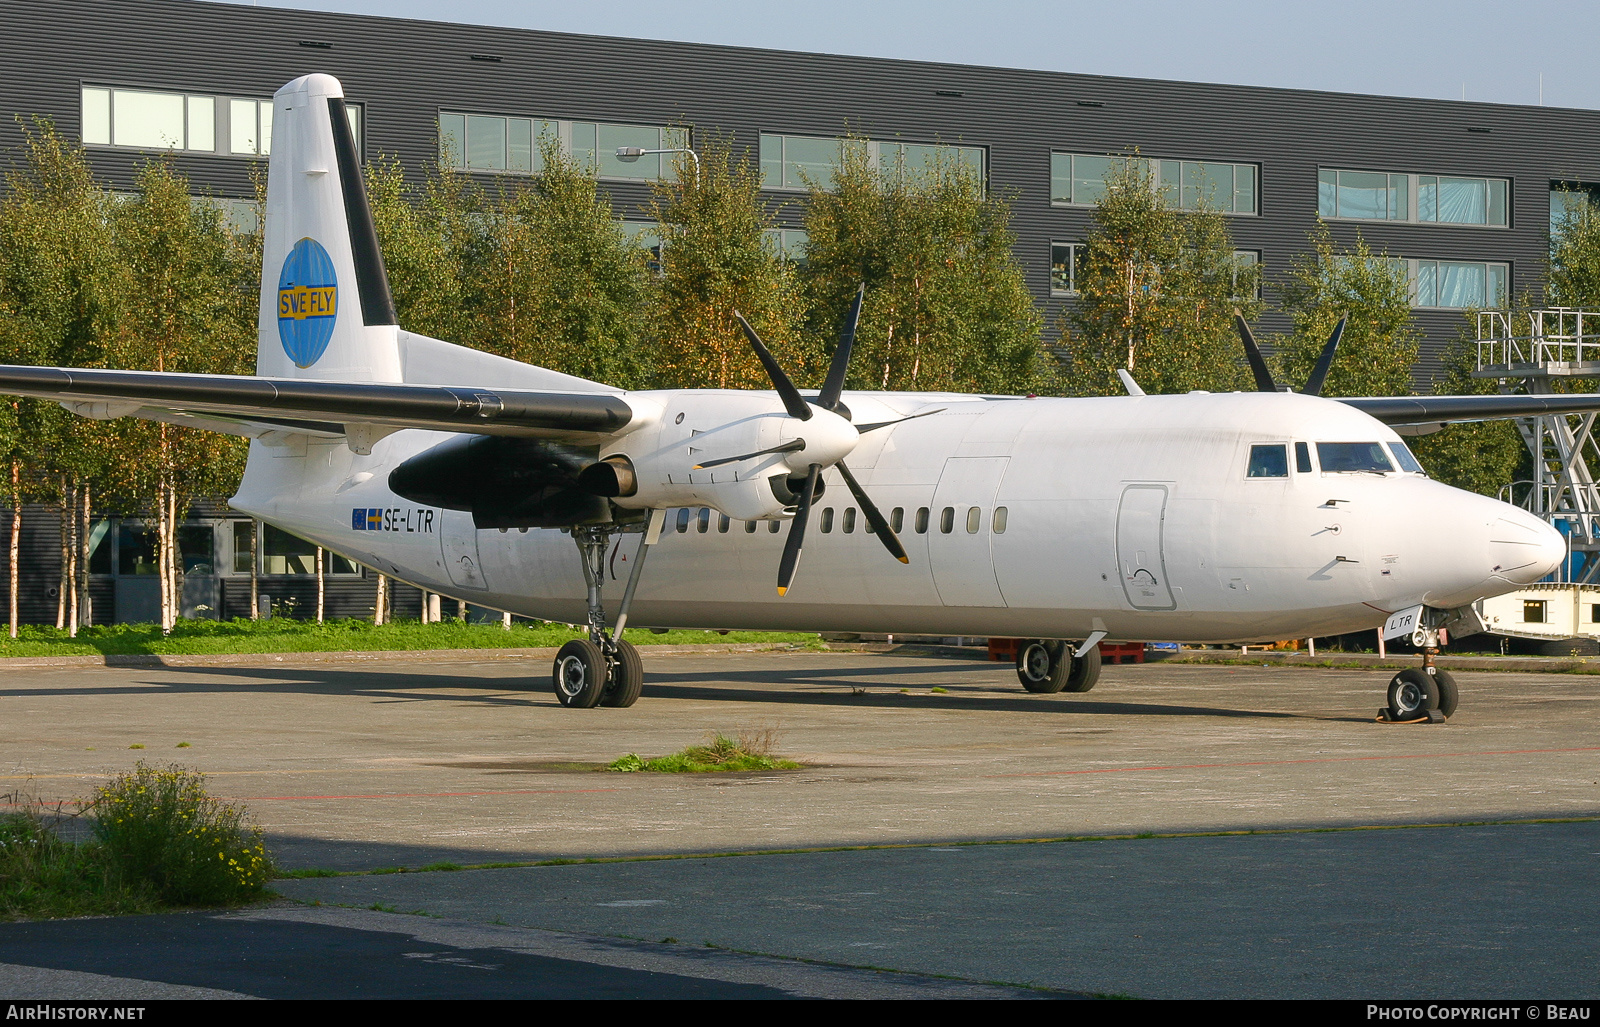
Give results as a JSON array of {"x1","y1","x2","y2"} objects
[
  {"x1": 553, "y1": 639, "x2": 606, "y2": 708},
  {"x1": 600, "y1": 639, "x2": 644, "y2": 708},
  {"x1": 1016, "y1": 640, "x2": 1069, "y2": 693},
  {"x1": 1064, "y1": 644, "x2": 1101, "y2": 693},
  {"x1": 1385, "y1": 668, "x2": 1439, "y2": 721},
  {"x1": 1432, "y1": 668, "x2": 1459, "y2": 718}
]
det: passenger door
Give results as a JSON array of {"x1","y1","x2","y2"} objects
[
  {"x1": 928, "y1": 457, "x2": 1009, "y2": 608},
  {"x1": 1116, "y1": 484, "x2": 1176, "y2": 610}
]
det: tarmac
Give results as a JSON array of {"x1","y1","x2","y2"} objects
[{"x1": 2, "y1": 645, "x2": 1598, "y2": 998}]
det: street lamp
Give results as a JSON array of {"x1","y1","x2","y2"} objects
[{"x1": 615, "y1": 145, "x2": 700, "y2": 183}]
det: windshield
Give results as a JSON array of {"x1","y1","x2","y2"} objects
[
  {"x1": 1387, "y1": 441, "x2": 1426, "y2": 474},
  {"x1": 1316, "y1": 442, "x2": 1395, "y2": 473}
]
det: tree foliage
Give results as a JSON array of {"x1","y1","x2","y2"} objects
[
  {"x1": 1272, "y1": 219, "x2": 1417, "y2": 397},
  {"x1": 802, "y1": 141, "x2": 1048, "y2": 394},
  {"x1": 1061, "y1": 157, "x2": 1257, "y2": 396}
]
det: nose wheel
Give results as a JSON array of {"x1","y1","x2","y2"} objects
[{"x1": 1378, "y1": 627, "x2": 1459, "y2": 723}]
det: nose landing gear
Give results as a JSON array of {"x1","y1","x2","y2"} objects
[
  {"x1": 1379, "y1": 621, "x2": 1458, "y2": 723},
  {"x1": 554, "y1": 511, "x2": 661, "y2": 709}
]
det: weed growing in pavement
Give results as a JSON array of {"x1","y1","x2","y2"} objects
[
  {"x1": 609, "y1": 729, "x2": 801, "y2": 773},
  {"x1": 0, "y1": 794, "x2": 157, "y2": 921},
  {"x1": 85, "y1": 762, "x2": 273, "y2": 905}
]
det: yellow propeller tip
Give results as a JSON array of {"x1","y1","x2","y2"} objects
[
  {"x1": 897, "y1": 556, "x2": 910, "y2": 564},
  {"x1": 691, "y1": 464, "x2": 704, "y2": 470},
  {"x1": 777, "y1": 586, "x2": 788, "y2": 596}
]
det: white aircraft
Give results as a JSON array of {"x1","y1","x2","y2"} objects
[{"x1": 0, "y1": 74, "x2": 1585, "y2": 722}]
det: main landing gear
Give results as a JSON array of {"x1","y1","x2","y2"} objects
[
  {"x1": 1015, "y1": 639, "x2": 1101, "y2": 694},
  {"x1": 1380, "y1": 620, "x2": 1459, "y2": 724},
  {"x1": 554, "y1": 511, "x2": 663, "y2": 709}
]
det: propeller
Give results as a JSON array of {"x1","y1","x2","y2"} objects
[
  {"x1": 1232, "y1": 313, "x2": 1350, "y2": 397},
  {"x1": 729, "y1": 285, "x2": 910, "y2": 596}
]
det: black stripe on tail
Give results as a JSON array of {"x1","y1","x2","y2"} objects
[{"x1": 327, "y1": 97, "x2": 397, "y2": 327}]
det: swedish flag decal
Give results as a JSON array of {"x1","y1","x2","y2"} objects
[{"x1": 277, "y1": 237, "x2": 338, "y2": 368}]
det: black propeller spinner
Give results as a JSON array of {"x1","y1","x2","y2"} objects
[
  {"x1": 1232, "y1": 313, "x2": 1348, "y2": 397},
  {"x1": 726, "y1": 285, "x2": 910, "y2": 596}
]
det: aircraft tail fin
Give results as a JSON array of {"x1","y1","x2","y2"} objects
[{"x1": 258, "y1": 74, "x2": 402, "y2": 383}]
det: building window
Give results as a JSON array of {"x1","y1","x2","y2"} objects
[
  {"x1": 1552, "y1": 182, "x2": 1600, "y2": 236},
  {"x1": 1232, "y1": 250, "x2": 1261, "y2": 299},
  {"x1": 1524, "y1": 599, "x2": 1547, "y2": 623},
  {"x1": 1319, "y1": 168, "x2": 1508, "y2": 227},
  {"x1": 1050, "y1": 153, "x2": 1258, "y2": 214},
  {"x1": 1051, "y1": 242, "x2": 1079, "y2": 295},
  {"x1": 259, "y1": 523, "x2": 359, "y2": 575},
  {"x1": 763, "y1": 228, "x2": 810, "y2": 265},
  {"x1": 82, "y1": 86, "x2": 360, "y2": 159},
  {"x1": 1410, "y1": 259, "x2": 1509, "y2": 309},
  {"x1": 439, "y1": 112, "x2": 686, "y2": 180},
  {"x1": 760, "y1": 134, "x2": 985, "y2": 192}
]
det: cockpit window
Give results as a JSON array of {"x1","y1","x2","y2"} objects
[
  {"x1": 1295, "y1": 441, "x2": 1314, "y2": 473},
  {"x1": 1316, "y1": 442, "x2": 1395, "y2": 473},
  {"x1": 1387, "y1": 441, "x2": 1426, "y2": 475},
  {"x1": 1247, "y1": 444, "x2": 1289, "y2": 478}
]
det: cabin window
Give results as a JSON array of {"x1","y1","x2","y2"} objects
[
  {"x1": 1317, "y1": 442, "x2": 1395, "y2": 473},
  {"x1": 843, "y1": 508, "x2": 857, "y2": 533},
  {"x1": 891, "y1": 507, "x2": 904, "y2": 533},
  {"x1": 1524, "y1": 599, "x2": 1547, "y2": 623},
  {"x1": 717, "y1": 513, "x2": 730, "y2": 533},
  {"x1": 940, "y1": 507, "x2": 955, "y2": 534},
  {"x1": 697, "y1": 508, "x2": 710, "y2": 533},
  {"x1": 1387, "y1": 441, "x2": 1427, "y2": 475},
  {"x1": 820, "y1": 508, "x2": 834, "y2": 533},
  {"x1": 1247, "y1": 444, "x2": 1289, "y2": 478},
  {"x1": 915, "y1": 507, "x2": 930, "y2": 534},
  {"x1": 993, "y1": 507, "x2": 1008, "y2": 533},
  {"x1": 966, "y1": 507, "x2": 981, "y2": 533},
  {"x1": 745, "y1": 519, "x2": 758, "y2": 533},
  {"x1": 675, "y1": 508, "x2": 690, "y2": 533},
  {"x1": 1295, "y1": 442, "x2": 1313, "y2": 473}
]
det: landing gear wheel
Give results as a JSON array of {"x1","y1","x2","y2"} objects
[
  {"x1": 600, "y1": 638, "x2": 644, "y2": 708},
  {"x1": 1431, "y1": 668, "x2": 1459, "y2": 719},
  {"x1": 1064, "y1": 643, "x2": 1101, "y2": 693},
  {"x1": 1386, "y1": 668, "x2": 1439, "y2": 721},
  {"x1": 553, "y1": 639, "x2": 606, "y2": 708},
  {"x1": 1016, "y1": 640, "x2": 1068, "y2": 693}
]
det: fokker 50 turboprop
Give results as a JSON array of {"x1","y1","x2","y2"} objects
[{"x1": 0, "y1": 74, "x2": 1588, "y2": 721}]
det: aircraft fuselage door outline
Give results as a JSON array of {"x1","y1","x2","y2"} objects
[
  {"x1": 440, "y1": 509, "x2": 488, "y2": 590},
  {"x1": 928, "y1": 456, "x2": 1009, "y2": 608},
  {"x1": 1117, "y1": 483, "x2": 1176, "y2": 611}
]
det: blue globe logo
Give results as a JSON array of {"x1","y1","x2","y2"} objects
[{"x1": 276, "y1": 238, "x2": 338, "y2": 368}]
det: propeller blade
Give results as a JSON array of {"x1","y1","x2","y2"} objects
[
  {"x1": 817, "y1": 284, "x2": 864, "y2": 413},
  {"x1": 776, "y1": 463, "x2": 821, "y2": 596},
  {"x1": 1234, "y1": 312, "x2": 1279, "y2": 393},
  {"x1": 854, "y1": 407, "x2": 946, "y2": 434},
  {"x1": 835, "y1": 459, "x2": 909, "y2": 564},
  {"x1": 693, "y1": 438, "x2": 806, "y2": 470},
  {"x1": 1301, "y1": 316, "x2": 1348, "y2": 397},
  {"x1": 733, "y1": 310, "x2": 811, "y2": 421}
]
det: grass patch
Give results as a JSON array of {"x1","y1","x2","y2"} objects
[
  {"x1": 0, "y1": 618, "x2": 822, "y2": 659},
  {"x1": 1, "y1": 763, "x2": 274, "y2": 920},
  {"x1": 609, "y1": 729, "x2": 802, "y2": 774}
]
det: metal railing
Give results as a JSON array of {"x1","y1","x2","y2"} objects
[{"x1": 1477, "y1": 308, "x2": 1600, "y2": 370}]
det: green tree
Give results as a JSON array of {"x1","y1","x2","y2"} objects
[
  {"x1": 467, "y1": 138, "x2": 653, "y2": 387},
  {"x1": 802, "y1": 141, "x2": 1048, "y2": 394},
  {"x1": 1061, "y1": 157, "x2": 1257, "y2": 396},
  {"x1": 1548, "y1": 195, "x2": 1600, "y2": 306},
  {"x1": 365, "y1": 154, "x2": 475, "y2": 345},
  {"x1": 1273, "y1": 219, "x2": 1416, "y2": 397},
  {"x1": 649, "y1": 139, "x2": 806, "y2": 389},
  {"x1": 1408, "y1": 328, "x2": 1525, "y2": 497}
]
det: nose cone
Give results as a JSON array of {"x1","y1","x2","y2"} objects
[{"x1": 1489, "y1": 512, "x2": 1565, "y2": 585}]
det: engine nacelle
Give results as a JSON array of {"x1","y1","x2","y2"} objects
[{"x1": 601, "y1": 391, "x2": 857, "y2": 521}]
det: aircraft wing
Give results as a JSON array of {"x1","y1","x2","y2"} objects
[
  {"x1": 0, "y1": 365, "x2": 637, "y2": 443},
  {"x1": 1342, "y1": 394, "x2": 1600, "y2": 427}
]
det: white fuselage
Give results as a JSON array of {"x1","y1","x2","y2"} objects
[{"x1": 231, "y1": 389, "x2": 1564, "y2": 644}]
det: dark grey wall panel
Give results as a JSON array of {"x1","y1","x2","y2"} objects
[{"x1": 3, "y1": 0, "x2": 1598, "y2": 381}]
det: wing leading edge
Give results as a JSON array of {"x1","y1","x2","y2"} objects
[
  {"x1": 0, "y1": 365, "x2": 637, "y2": 445},
  {"x1": 1342, "y1": 393, "x2": 1600, "y2": 427}
]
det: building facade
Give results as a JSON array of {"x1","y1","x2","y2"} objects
[{"x1": 3, "y1": 0, "x2": 1599, "y2": 623}]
